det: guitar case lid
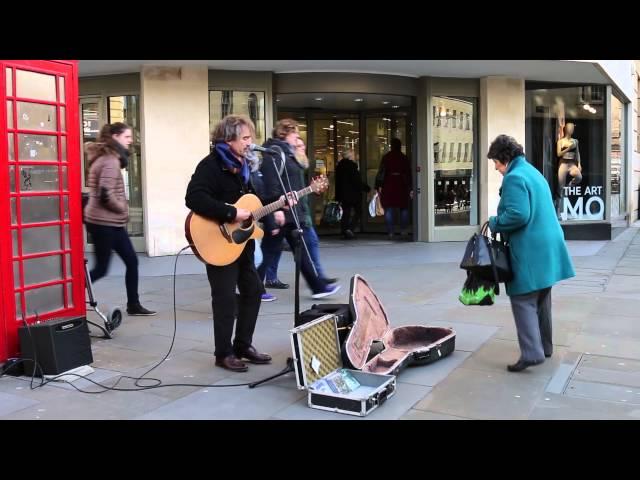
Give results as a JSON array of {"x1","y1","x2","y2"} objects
[{"x1": 344, "y1": 274, "x2": 456, "y2": 375}]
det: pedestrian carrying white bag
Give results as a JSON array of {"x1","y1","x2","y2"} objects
[{"x1": 368, "y1": 192, "x2": 384, "y2": 217}]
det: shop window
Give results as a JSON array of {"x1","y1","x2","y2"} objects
[
  {"x1": 209, "y1": 90, "x2": 266, "y2": 147},
  {"x1": 610, "y1": 95, "x2": 625, "y2": 221},
  {"x1": 526, "y1": 84, "x2": 607, "y2": 222},
  {"x1": 433, "y1": 96, "x2": 477, "y2": 226},
  {"x1": 108, "y1": 95, "x2": 143, "y2": 237}
]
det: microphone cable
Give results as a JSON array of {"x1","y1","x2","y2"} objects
[{"x1": 0, "y1": 246, "x2": 260, "y2": 393}]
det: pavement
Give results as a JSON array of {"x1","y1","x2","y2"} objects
[{"x1": 1, "y1": 226, "x2": 639, "y2": 420}]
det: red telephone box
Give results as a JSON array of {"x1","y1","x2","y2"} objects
[{"x1": 0, "y1": 60, "x2": 85, "y2": 363}]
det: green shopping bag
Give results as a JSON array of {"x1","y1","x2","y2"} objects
[{"x1": 459, "y1": 271, "x2": 496, "y2": 306}]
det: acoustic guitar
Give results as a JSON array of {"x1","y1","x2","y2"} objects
[{"x1": 185, "y1": 175, "x2": 328, "y2": 266}]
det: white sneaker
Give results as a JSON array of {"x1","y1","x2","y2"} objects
[{"x1": 311, "y1": 284, "x2": 342, "y2": 299}]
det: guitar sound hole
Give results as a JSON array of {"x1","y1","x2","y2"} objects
[{"x1": 241, "y1": 217, "x2": 253, "y2": 229}]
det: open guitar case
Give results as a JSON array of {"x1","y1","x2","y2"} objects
[{"x1": 299, "y1": 274, "x2": 456, "y2": 376}]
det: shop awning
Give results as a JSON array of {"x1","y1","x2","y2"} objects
[{"x1": 79, "y1": 60, "x2": 611, "y2": 85}]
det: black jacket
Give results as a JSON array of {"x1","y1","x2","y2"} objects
[
  {"x1": 335, "y1": 157, "x2": 370, "y2": 205},
  {"x1": 259, "y1": 138, "x2": 309, "y2": 226},
  {"x1": 185, "y1": 150, "x2": 252, "y2": 224}
]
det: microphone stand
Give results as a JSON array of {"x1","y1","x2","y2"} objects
[{"x1": 249, "y1": 144, "x2": 314, "y2": 388}]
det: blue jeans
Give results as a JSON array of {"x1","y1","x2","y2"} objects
[
  {"x1": 265, "y1": 225, "x2": 325, "y2": 281},
  {"x1": 265, "y1": 247, "x2": 282, "y2": 282},
  {"x1": 257, "y1": 225, "x2": 327, "y2": 294},
  {"x1": 302, "y1": 225, "x2": 325, "y2": 280},
  {"x1": 384, "y1": 208, "x2": 409, "y2": 234}
]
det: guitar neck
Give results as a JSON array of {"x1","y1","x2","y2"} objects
[{"x1": 253, "y1": 186, "x2": 313, "y2": 221}]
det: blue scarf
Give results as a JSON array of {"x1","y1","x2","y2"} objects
[{"x1": 215, "y1": 142, "x2": 250, "y2": 184}]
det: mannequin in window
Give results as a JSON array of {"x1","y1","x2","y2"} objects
[{"x1": 556, "y1": 122, "x2": 582, "y2": 200}]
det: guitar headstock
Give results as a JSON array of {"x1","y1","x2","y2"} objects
[{"x1": 310, "y1": 175, "x2": 329, "y2": 194}]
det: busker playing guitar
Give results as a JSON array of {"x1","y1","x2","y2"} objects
[{"x1": 185, "y1": 115, "x2": 285, "y2": 372}]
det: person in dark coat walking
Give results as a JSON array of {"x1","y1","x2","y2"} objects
[
  {"x1": 375, "y1": 138, "x2": 413, "y2": 239},
  {"x1": 247, "y1": 149, "x2": 281, "y2": 302},
  {"x1": 335, "y1": 150, "x2": 370, "y2": 239}
]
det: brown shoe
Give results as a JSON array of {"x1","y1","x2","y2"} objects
[
  {"x1": 234, "y1": 345, "x2": 272, "y2": 364},
  {"x1": 215, "y1": 354, "x2": 248, "y2": 372}
]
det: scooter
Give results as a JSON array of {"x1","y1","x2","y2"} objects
[{"x1": 84, "y1": 259, "x2": 122, "y2": 339}]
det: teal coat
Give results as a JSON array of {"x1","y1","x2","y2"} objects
[{"x1": 489, "y1": 156, "x2": 575, "y2": 296}]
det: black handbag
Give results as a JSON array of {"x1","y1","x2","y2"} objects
[
  {"x1": 460, "y1": 222, "x2": 512, "y2": 294},
  {"x1": 322, "y1": 201, "x2": 343, "y2": 225},
  {"x1": 487, "y1": 227, "x2": 513, "y2": 284}
]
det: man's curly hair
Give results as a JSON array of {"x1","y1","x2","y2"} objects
[{"x1": 487, "y1": 135, "x2": 524, "y2": 164}]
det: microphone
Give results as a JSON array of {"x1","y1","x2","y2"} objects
[
  {"x1": 251, "y1": 143, "x2": 286, "y2": 176},
  {"x1": 250, "y1": 144, "x2": 278, "y2": 154}
]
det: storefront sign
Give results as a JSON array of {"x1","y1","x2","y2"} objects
[
  {"x1": 561, "y1": 185, "x2": 604, "y2": 221},
  {"x1": 83, "y1": 119, "x2": 99, "y2": 136}
]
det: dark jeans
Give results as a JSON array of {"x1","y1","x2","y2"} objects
[
  {"x1": 265, "y1": 244, "x2": 282, "y2": 282},
  {"x1": 206, "y1": 241, "x2": 263, "y2": 358},
  {"x1": 265, "y1": 225, "x2": 326, "y2": 281},
  {"x1": 86, "y1": 222, "x2": 139, "y2": 306},
  {"x1": 340, "y1": 201, "x2": 361, "y2": 234},
  {"x1": 384, "y1": 207, "x2": 409, "y2": 234},
  {"x1": 258, "y1": 224, "x2": 327, "y2": 294},
  {"x1": 302, "y1": 225, "x2": 326, "y2": 280}
]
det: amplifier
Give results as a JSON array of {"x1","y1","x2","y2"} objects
[{"x1": 19, "y1": 316, "x2": 93, "y2": 376}]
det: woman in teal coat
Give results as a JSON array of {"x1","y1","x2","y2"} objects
[{"x1": 487, "y1": 135, "x2": 575, "y2": 372}]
